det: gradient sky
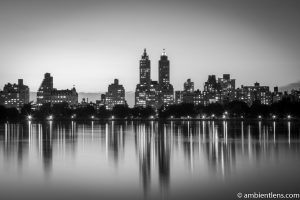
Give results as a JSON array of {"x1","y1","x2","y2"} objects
[{"x1": 1, "y1": 0, "x2": 300, "y2": 92}]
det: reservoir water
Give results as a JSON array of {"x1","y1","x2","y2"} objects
[{"x1": 0, "y1": 120, "x2": 300, "y2": 200}]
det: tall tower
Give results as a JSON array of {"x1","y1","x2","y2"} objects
[
  {"x1": 158, "y1": 49, "x2": 174, "y2": 107},
  {"x1": 140, "y1": 49, "x2": 151, "y2": 85},
  {"x1": 158, "y1": 49, "x2": 170, "y2": 85}
]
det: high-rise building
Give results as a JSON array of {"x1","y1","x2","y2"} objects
[
  {"x1": 37, "y1": 73, "x2": 54, "y2": 106},
  {"x1": 0, "y1": 79, "x2": 29, "y2": 110},
  {"x1": 135, "y1": 49, "x2": 152, "y2": 108},
  {"x1": 135, "y1": 49, "x2": 174, "y2": 109},
  {"x1": 135, "y1": 84, "x2": 148, "y2": 108},
  {"x1": 184, "y1": 79, "x2": 194, "y2": 93},
  {"x1": 37, "y1": 73, "x2": 78, "y2": 106},
  {"x1": 159, "y1": 84, "x2": 174, "y2": 107},
  {"x1": 193, "y1": 90, "x2": 204, "y2": 105},
  {"x1": 240, "y1": 82, "x2": 271, "y2": 105},
  {"x1": 158, "y1": 49, "x2": 174, "y2": 107},
  {"x1": 218, "y1": 74, "x2": 236, "y2": 103},
  {"x1": 182, "y1": 79, "x2": 194, "y2": 104},
  {"x1": 204, "y1": 75, "x2": 220, "y2": 93},
  {"x1": 105, "y1": 79, "x2": 126, "y2": 110},
  {"x1": 203, "y1": 75, "x2": 221, "y2": 104},
  {"x1": 140, "y1": 49, "x2": 151, "y2": 85},
  {"x1": 159, "y1": 49, "x2": 170, "y2": 85},
  {"x1": 146, "y1": 81, "x2": 160, "y2": 109},
  {"x1": 218, "y1": 74, "x2": 235, "y2": 92}
]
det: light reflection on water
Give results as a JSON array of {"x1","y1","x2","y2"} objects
[{"x1": 0, "y1": 120, "x2": 300, "y2": 200}]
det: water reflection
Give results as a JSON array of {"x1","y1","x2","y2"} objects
[{"x1": 0, "y1": 120, "x2": 300, "y2": 199}]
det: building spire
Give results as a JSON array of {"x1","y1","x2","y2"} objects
[
  {"x1": 162, "y1": 48, "x2": 166, "y2": 56},
  {"x1": 143, "y1": 48, "x2": 147, "y2": 56},
  {"x1": 142, "y1": 48, "x2": 148, "y2": 59}
]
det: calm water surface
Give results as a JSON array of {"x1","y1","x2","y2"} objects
[{"x1": 0, "y1": 120, "x2": 300, "y2": 200}]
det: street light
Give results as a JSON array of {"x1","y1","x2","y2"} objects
[
  {"x1": 27, "y1": 115, "x2": 32, "y2": 120},
  {"x1": 48, "y1": 115, "x2": 53, "y2": 120}
]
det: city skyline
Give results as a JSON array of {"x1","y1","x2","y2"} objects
[
  {"x1": 0, "y1": 49, "x2": 299, "y2": 95},
  {"x1": 1, "y1": 1, "x2": 300, "y2": 199},
  {"x1": 1, "y1": 0, "x2": 300, "y2": 92}
]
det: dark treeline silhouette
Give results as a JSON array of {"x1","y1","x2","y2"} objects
[
  {"x1": 0, "y1": 103, "x2": 156, "y2": 121},
  {"x1": 159, "y1": 100, "x2": 300, "y2": 119},
  {"x1": 0, "y1": 105, "x2": 20, "y2": 121},
  {"x1": 0, "y1": 99, "x2": 300, "y2": 121}
]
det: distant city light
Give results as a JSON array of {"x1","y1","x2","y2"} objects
[
  {"x1": 48, "y1": 115, "x2": 53, "y2": 120},
  {"x1": 258, "y1": 115, "x2": 262, "y2": 119},
  {"x1": 91, "y1": 115, "x2": 95, "y2": 119},
  {"x1": 222, "y1": 115, "x2": 226, "y2": 119},
  {"x1": 211, "y1": 114, "x2": 215, "y2": 118},
  {"x1": 272, "y1": 115, "x2": 276, "y2": 119},
  {"x1": 27, "y1": 115, "x2": 32, "y2": 120},
  {"x1": 287, "y1": 115, "x2": 291, "y2": 119},
  {"x1": 224, "y1": 111, "x2": 228, "y2": 115}
]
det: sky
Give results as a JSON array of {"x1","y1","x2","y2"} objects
[{"x1": 0, "y1": 0, "x2": 300, "y2": 93}]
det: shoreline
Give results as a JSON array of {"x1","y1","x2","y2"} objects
[{"x1": 1, "y1": 117, "x2": 299, "y2": 123}]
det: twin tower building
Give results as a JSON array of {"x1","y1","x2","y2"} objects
[
  {"x1": 36, "y1": 49, "x2": 174, "y2": 111},
  {"x1": 135, "y1": 49, "x2": 174, "y2": 109}
]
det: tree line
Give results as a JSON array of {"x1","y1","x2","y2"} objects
[{"x1": 0, "y1": 99, "x2": 300, "y2": 121}]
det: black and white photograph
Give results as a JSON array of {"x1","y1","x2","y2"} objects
[{"x1": 0, "y1": 0, "x2": 300, "y2": 200}]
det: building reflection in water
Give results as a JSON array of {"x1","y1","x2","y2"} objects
[
  {"x1": 135, "y1": 122, "x2": 152, "y2": 196},
  {"x1": 134, "y1": 121, "x2": 171, "y2": 198},
  {"x1": 0, "y1": 120, "x2": 300, "y2": 198},
  {"x1": 157, "y1": 123, "x2": 171, "y2": 195},
  {"x1": 3, "y1": 123, "x2": 25, "y2": 172},
  {"x1": 42, "y1": 121, "x2": 53, "y2": 177},
  {"x1": 95, "y1": 121, "x2": 126, "y2": 167}
]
